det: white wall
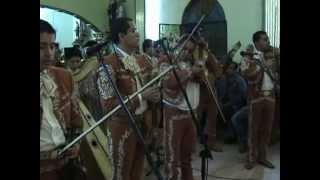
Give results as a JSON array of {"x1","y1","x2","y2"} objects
[
  {"x1": 40, "y1": 8, "x2": 78, "y2": 49},
  {"x1": 145, "y1": 0, "x2": 189, "y2": 40},
  {"x1": 221, "y1": 0, "x2": 264, "y2": 62},
  {"x1": 159, "y1": 0, "x2": 189, "y2": 24},
  {"x1": 40, "y1": 0, "x2": 109, "y2": 32},
  {"x1": 148, "y1": 0, "x2": 264, "y2": 62}
]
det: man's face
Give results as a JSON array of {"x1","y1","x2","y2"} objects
[
  {"x1": 146, "y1": 44, "x2": 156, "y2": 57},
  {"x1": 226, "y1": 64, "x2": 236, "y2": 76},
  {"x1": 185, "y1": 40, "x2": 196, "y2": 53},
  {"x1": 181, "y1": 40, "x2": 196, "y2": 61},
  {"x1": 40, "y1": 32, "x2": 56, "y2": 72},
  {"x1": 120, "y1": 21, "x2": 140, "y2": 49},
  {"x1": 256, "y1": 34, "x2": 270, "y2": 51},
  {"x1": 67, "y1": 56, "x2": 82, "y2": 71}
]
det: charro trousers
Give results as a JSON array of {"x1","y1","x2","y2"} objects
[
  {"x1": 248, "y1": 97, "x2": 275, "y2": 163},
  {"x1": 163, "y1": 106, "x2": 197, "y2": 180}
]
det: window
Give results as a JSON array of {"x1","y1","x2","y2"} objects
[
  {"x1": 145, "y1": 0, "x2": 160, "y2": 40},
  {"x1": 265, "y1": 0, "x2": 280, "y2": 47}
]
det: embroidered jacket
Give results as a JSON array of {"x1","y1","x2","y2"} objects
[
  {"x1": 40, "y1": 66, "x2": 83, "y2": 136},
  {"x1": 97, "y1": 52, "x2": 153, "y2": 118},
  {"x1": 241, "y1": 44, "x2": 280, "y2": 101}
]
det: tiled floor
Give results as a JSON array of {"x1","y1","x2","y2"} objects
[{"x1": 145, "y1": 142, "x2": 280, "y2": 180}]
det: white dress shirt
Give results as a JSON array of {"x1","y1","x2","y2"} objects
[
  {"x1": 161, "y1": 61, "x2": 199, "y2": 111},
  {"x1": 252, "y1": 46, "x2": 274, "y2": 91},
  {"x1": 40, "y1": 70, "x2": 66, "y2": 152},
  {"x1": 240, "y1": 45, "x2": 274, "y2": 91}
]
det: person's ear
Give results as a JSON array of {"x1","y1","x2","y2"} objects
[{"x1": 119, "y1": 33, "x2": 125, "y2": 41}]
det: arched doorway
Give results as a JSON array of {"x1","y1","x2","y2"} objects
[{"x1": 182, "y1": 0, "x2": 227, "y2": 60}]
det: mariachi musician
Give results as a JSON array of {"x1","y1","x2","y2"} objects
[
  {"x1": 190, "y1": 32, "x2": 225, "y2": 152},
  {"x1": 240, "y1": 31, "x2": 280, "y2": 170},
  {"x1": 40, "y1": 19, "x2": 85, "y2": 180},
  {"x1": 71, "y1": 41, "x2": 104, "y2": 122},
  {"x1": 159, "y1": 33, "x2": 202, "y2": 180},
  {"x1": 96, "y1": 17, "x2": 160, "y2": 180}
]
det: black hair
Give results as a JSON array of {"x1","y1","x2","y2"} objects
[
  {"x1": 252, "y1": 30, "x2": 267, "y2": 43},
  {"x1": 84, "y1": 40, "x2": 97, "y2": 47},
  {"x1": 84, "y1": 40, "x2": 98, "y2": 57},
  {"x1": 142, "y1": 39, "x2": 153, "y2": 53},
  {"x1": 64, "y1": 47, "x2": 82, "y2": 60},
  {"x1": 111, "y1": 17, "x2": 133, "y2": 44},
  {"x1": 223, "y1": 60, "x2": 238, "y2": 73},
  {"x1": 40, "y1": 19, "x2": 56, "y2": 35}
]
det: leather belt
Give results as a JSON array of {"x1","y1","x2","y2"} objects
[
  {"x1": 40, "y1": 150, "x2": 58, "y2": 160},
  {"x1": 260, "y1": 90, "x2": 273, "y2": 97},
  {"x1": 40, "y1": 144, "x2": 66, "y2": 160}
]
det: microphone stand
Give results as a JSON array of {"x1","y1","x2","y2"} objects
[{"x1": 160, "y1": 14, "x2": 212, "y2": 180}]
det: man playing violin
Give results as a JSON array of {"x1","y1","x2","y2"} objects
[
  {"x1": 240, "y1": 31, "x2": 280, "y2": 170},
  {"x1": 190, "y1": 33, "x2": 225, "y2": 152}
]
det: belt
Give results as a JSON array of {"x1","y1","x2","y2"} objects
[
  {"x1": 260, "y1": 90, "x2": 273, "y2": 97},
  {"x1": 40, "y1": 144, "x2": 65, "y2": 160},
  {"x1": 40, "y1": 150, "x2": 58, "y2": 160}
]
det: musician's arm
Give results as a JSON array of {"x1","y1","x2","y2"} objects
[
  {"x1": 240, "y1": 57, "x2": 260, "y2": 78},
  {"x1": 68, "y1": 71, "x2": 83, "y2": 132},
  {"x1": 240, "y1": 59, "x2": 264, "y2": 88},
  {"x1": 206, "y1": 51, "x2": 221, "y2": 76},
  {"x1": 160, "y1": 62, "x2": 190, "y2": 90},
  {"x1": 65, "y1": 71, "x2": 82, "y2": 159},
  {"x1": 97, "y1": 62, "x2": 140, "y2": 114},
  {"x1": 97, "y1": 64, "x2": 118, "y2": 113}
]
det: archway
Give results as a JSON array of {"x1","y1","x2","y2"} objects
[
  {"x1": 182, "y1": 0, "x2": 227, "y2": 60},
  {"x1": 40, "y1": 6, "x2": 103, "y2": 49}
]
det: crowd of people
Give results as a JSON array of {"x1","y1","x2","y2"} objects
[{"x1": 40, "y1": 17, "x2": 280, "y2": 180}]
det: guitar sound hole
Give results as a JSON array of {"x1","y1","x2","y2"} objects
[{"x1": 91, "y1": 140, "x2": 98, "y2": 147}]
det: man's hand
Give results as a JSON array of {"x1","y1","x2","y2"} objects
[
  {"x1": 142, "y1": 86, "x2": 161, "y2": 103},
  {"x1": 191, "y1": 64, "x2": 205, "y2": 80},
  {"x1": 179, "y1": 69, "x2": 192, "y2": 83},
  {"x1": 192, "y1": 64, "x2": 203, "y2": 74},
  {"x1": 64, "y1": 143, "x2": 80, "y2": 159},
  {"x1": 117, "y1": 71, "x2": 137, "y2": 95}
]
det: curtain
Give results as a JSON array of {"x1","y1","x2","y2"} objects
[{"x1": 265, "y1": 0, "x2": 280, "y2": 47}]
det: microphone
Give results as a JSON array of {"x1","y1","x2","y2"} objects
[{"x1": 240, "y1": 51, "x2": 258, "y2": 57}]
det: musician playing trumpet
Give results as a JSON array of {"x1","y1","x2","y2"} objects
[{"x1": 240, "y1": 31, "x2": 280, "y2": 170}]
